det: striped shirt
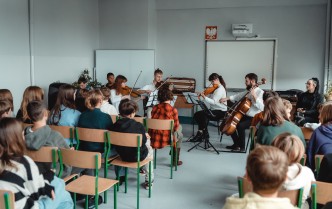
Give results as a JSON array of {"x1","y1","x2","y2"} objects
[{"x1": 0, "y1": 156, "x2": 54, "y2": 209}]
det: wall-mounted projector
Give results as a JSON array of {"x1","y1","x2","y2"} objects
[{"x1": 232, "y1": 24, "x2": 253, "y2": 37}]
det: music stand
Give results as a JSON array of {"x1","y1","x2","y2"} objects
[
  {"x1": 146, "y1": 91, "x2": 178, "y2": 107},
  {"x1": 183, "y1": 92, "x2": 200, "y2": 142},
  {"x1": 187, "y1": 100, "x2": 220, "y2": 155}
]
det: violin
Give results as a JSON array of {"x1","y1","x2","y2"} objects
[
  {"x1": 220, "y1": 78, "x2": 266, "y2": 135},
  {"x1": 120, "y1": 86, "x2": 141, "y2": 98},
  {"x1": 202, "y1": 84, "x2": 219, "y2": 96}
]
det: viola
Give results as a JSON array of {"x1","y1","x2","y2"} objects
[{"x1": 220, "y1": 78, "x2": 266, "y2": 135}]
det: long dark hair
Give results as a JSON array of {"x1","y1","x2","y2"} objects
[
  {"x1": 208, "y1": 73, "x2": 226, "y2": 90},
  {"x1": 51, "y1": 84, "x2": 76, "y2": 125},
  {"x1": 0, "y1": 118, "x2": 25, "y2": 173}
]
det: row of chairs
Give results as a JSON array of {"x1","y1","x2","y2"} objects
[{"x1": 238, "y1": 177, "x2": 332, "y2": 208}]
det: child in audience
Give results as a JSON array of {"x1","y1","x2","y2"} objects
[
  {"x1": 223, "y1": 145, "x2": 297, "y2": 209},
  {"x1": 282, "y1": 99, "x2": 293, "y2": 120},
  {"x1": 272, "y1": 132, "x2": 315, "y2": 209},
  {"x1": 49, "y1": 84, "x2": 81, "y2": 145},
  {"x1": 110, "y1": 99, "x2": 154, "y2": 189},
  {"x1": 24, "y1": 101, "x2": 71, "y2": 177},
  {"x1": 0, "y1": 88, "x2": 14, "y2": 111},
  {"x1": 100, "y1": 86, "x2": 118, "y2": 116},
  {"x1": 149, "y1": 84, "x2": 183, "y2": 166},
  {"x1": 0, "y1": 100, "x2": 12, "y2": 119},
  {"x1": 0, "y1": 117, "x2": 73, "y2": 209},
  {"x1": 16, "y1": 86, "x2": 44, "y2": 124}
]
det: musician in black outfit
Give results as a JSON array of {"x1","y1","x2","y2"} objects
[
  {"x1": 191, "y1": 73, "x2": 227, "y2": 142},
  {"x1": 295, "y1": 77, "x2": 322, "y2": 126},
  {"x1": 220, "y1": 73, "x2": 264, "y2": 152}
]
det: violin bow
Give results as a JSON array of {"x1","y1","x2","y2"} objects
[
  {"x1": 154, "y1": 75, "x2": 173, "y2": 92},
  {"x1": 129, "y1": 70, "x2": 143, "y2": 96}
]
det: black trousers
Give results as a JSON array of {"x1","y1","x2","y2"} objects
[
  {"x1": 230, "y1": 115, "x2": 253, "y2": 149},
  {"x1": 193, "y1": 110, "x2": 226, "y2": 131}
]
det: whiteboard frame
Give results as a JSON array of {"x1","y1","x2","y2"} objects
[{"x1": 204, "y1": 39, "x2": 278, "y2": 90}]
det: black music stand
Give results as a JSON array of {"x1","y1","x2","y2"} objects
[
  {"x1": 146, "y1": 92, "x2": 159, "y2": 108},
  {"x1": 183, "y1": 92, "x2": 200, "y2": 142},
  {"x1": 187, "y1": 100, "x2": 220, "y2": 155}
]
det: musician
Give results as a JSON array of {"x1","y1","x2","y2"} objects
[
  {"x1": 140, "y1": 68, "x2": 163, "y2": 117},
  {"x1": 105, "y1": 72, "x2": 115, "y2": 89},
  {"x1": 190, "y1": 73, "x2": 227, "y2": 142},
  {"x1": 110, "y1": 75, "x2": 130, "y2": 112},
  {"x1": 220, "y1": 73, "x2": 264, "y2": 152}
]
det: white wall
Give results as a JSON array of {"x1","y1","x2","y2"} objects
[{"x1": 156, "y1": 5, "x2": 326, "y2": 92}]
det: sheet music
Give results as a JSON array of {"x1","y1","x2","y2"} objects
[
  {"x1": 146, "y1": 92, "x2": 178, "y2": 107},
  {"x1": 182, "y1": 92, "x2": 199, "y2": 104}
]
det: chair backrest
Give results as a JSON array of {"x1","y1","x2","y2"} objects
[
  {"x1": 238, "y1": 177, "x2": 303, "y2": 207},
  {"x1": 301, "y1": 127, "x2": 313, "y2": 141},
  {"x1": 311, "y1": 181, "x2": 332, "y2": 207},
  {"x1": 25, "y1": 146, "x2": 58, "y2": 166},
  {"x1": 108, "y1": 131, "x2": 142, "y2": 148},
  {"x1": 75, "y1": 127, "x2": 107, "y2": 143},
  {"x1": 49, "y1": 125, "x2": 73, "y2": 139},
  {"x1": 0, "y1": 190, "x2": 14, "y2": 209},
  {"x1": 300, "y1": 154, "x2": 307, "y2": 166},
  {"x1": 249, "y1": 126, "x2": 257, "y2": 152},
  {"x1": 145, "y1": 118, "x2": 174, "y2": 131},
  {"x1": 133, "y1": 117, "x2": 145, "y2": 124},
  {"x1": 59, "y1": 148, "x2": 101, "y2": 169},
  {"x1": 110, "y1": 115, "x2": 118, "y2": 123},
  {"x1": 315, "y1": 154, "x2": 324, "y2": 175}
]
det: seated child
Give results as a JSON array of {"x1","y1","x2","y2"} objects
[
  {"x1": 24, "y1": 100, "x2": 71, "y2": 177},
  {"x1": 110, "y1": 99, "x2": 154, "y2": 190},
  {"x1": 223, "y1": 145, "x2": 298, "y2": 209},
  {"x1": 0, "y1": 99, "x2": 12, "y2": 119},
  {"x1": 0, "y1": 117, "x2": 73, "y2": 209},
  {"x1": 100, "y1": 86, "x2": 118, "y2": 115}
]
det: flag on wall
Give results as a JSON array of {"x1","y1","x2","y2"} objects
[{"x1": 205, "y1": 26, "x2": 217, "y2": 40}]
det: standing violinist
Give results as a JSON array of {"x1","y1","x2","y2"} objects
[
  {"x1": 110, "y1": 75, "x2": 131, "y2": 112},
  {"x1": 140, "y1": 69, "x2": 163, "y2": 117},
  {"x1": 219, "y1": 73, "x2": 264, "y2": 152},
  {"x1": 190, "y1": 73, "x2": 227, "y2": 142}
]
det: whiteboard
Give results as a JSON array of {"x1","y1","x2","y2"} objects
[
  {"x1": 205, "y1": 40, "x2": 276, "y2": 90},
  {"x1": 96, "y1": 50, "x2": 155, "y2": 88}
]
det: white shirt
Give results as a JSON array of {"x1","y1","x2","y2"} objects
[
  {"x1": 141, "y1": 82, "x2": 156, "y2": 91},
  {"x1": 204, "y1": 84, "x2": 227, "y2": 111},
  {"x1": 110, "y1": 89, "x2": 122, "y2": 112},
  {"x1": 100, "y1": 100, "x2": 118, "y2": 116},
  {"x1": 229, "y1": 87, "x2": 264, "y2": 117}
]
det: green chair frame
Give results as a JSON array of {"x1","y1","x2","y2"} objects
[
  {"x1": 311, "y1": 181, "x2": 332, "y2": 209},
  {"x1": 0, "y1": 190, "x2": 14, "y2": 209}
]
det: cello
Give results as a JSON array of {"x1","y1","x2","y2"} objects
[{"x1": 220, "y1": 78, "x2": 266, "y2": 135}]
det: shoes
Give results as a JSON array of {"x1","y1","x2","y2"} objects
[
  {"x1": 226, "y1": 144, "x2": 237, "y2": 149},
  {"x1": 144, "y1": 181, "x2": 153, "y2": 190},
  {"x1": 231, "y1": 147, "x2": 245, "y2": 152},
  {"x1": 87, "y1": 195, "x2": 103, "y2": 209},
  {"x1": 203, "y1": 130, "x2": 209, "y2": 139},
  {"x1": 189, "y1": 131, "x2": 203, "y2": 142},
  {"x1": 117, "y1": 176, "x2": 125, "y2": 186},
  {"x1": 139, "y1": 168, "x2": 147, "y2": 176}
]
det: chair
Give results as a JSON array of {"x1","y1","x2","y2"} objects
[
  {"x1": 111, "y1": 115, "x2": 118, "y2": 123},
  {"x1": 248, "y1": 126, "x2": 257, "y2": 153},
  {"x1": 301, "y1": 127, "x2": 313, "y2": 141},
  {"x1": 315, "y1": 154, "x2": 324, "y2": 176},
  {"x1": 108, "y1": 131, "x2": 152, "y2": 209},
  {"x1": 0, "y1": 190, "x2": 14, "y2": 209},
  {"x1": 75, "y1": 127, "x2": 118, "y2": 202},
  {"x1": 300, "y1": 154, "x2": 307, "y2": 166},
  {"x1": 25, "y1": 146, "x2": 58, "y2": 175},
  {"x1": 58, "y1": 148, "x2": 118, "y2": 209},
  {"x1": 133, "y1": 117, "x2": 145, "y2": 124},
  {"x1": 311, "y1": 181, "x2": 332, "y2": 209},
  {"x1": 237, "y1": 177, "x2": 303, "y2": 208},
  {"x1": 49, "y1": 125, "x2": 75, "y2": 147},
  {"x1": 145, "y1": 118, "x2": 176, "y2": 179}
]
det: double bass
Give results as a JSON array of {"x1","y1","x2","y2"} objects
[{"x1": 220, "y1": 78, "x2": 266, "y2": 135}]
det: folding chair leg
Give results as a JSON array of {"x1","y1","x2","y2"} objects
[
  {"x1": 137, "y1": 166, "x2": 140, "y2": 209},
  {"x1": 170, "y1": 146, "x2": 173, "y2": 179},
  {"x1": 154, "y1": 149, "x2": 157, "y2": 169},
  {"x1": 149, "y1": 161, "x2": 152, "y2": 198},
  {"x1": 125, "y1": 168, "x2": 128, "y2": 193},
  {"x1": 114, "y1": 185, "x2": 117, "y2": 209},
  {"x1": 85, "y1": 195, "x2": 88, "y2": 209}
]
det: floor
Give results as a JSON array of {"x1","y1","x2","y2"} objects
[{"x1": 76, "y1": 123, "x2": 249, "y2": 209}]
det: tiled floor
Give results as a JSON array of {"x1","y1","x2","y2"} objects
[{"x1": 76, "y1": 123, "x2": 249, "y2": 209}]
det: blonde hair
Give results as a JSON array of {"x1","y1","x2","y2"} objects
[
  {"x1": 320, "y1": 102, "x2": 332, "y2": 125},
  {"x1": 282, "y1": 99, "x2": 292, "y2": 111},
  {"x1": 19, "y1": 86, "x2": 44, "y2": 121},
  {"x1": 272, "y1": 132, "x2": 304, "y2": 165},
  {"x1": 246, "y1": 145, "x2": 288, "y2": 192},
  {"x1": 85, "y1": 89, "x2": 103, "y2": 110}
]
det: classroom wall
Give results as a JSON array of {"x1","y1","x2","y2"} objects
[{"x1": 0, "y1": 0, "x2": 99, "y2": 113}]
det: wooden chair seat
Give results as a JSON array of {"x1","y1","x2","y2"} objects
[
  {"x1": 101, "y1": 155, "x2": 119, "y2": 164},
  {"x1": 111, "y1": 157, "x2": 153, "y2": 169},
  {"x1": 66, "y1": 175, "x2": 118, "y2": 196},
  {"x1": 63, "y1": 173, "x2": 78, "y2": 183}
]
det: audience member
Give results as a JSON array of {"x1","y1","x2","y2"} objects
[
  {"x1": 110, "y1": 99, "x2": 154, "y2": 189},
  {"x1": 282, "y1": 99, "x2": 293, "y2": 120},
  {"x1": 223, "y1": 145, "x2": 297, "y2": 209},
  {"x1": 256, "y1": 96, "x2": 305, "y2": 146},
  {"x1": 272, "y1": 132, "x2": 315, "y2": 209},
  {"x1": 0, "y1": 100, "x2": 12, "y2": 119},
  {"x1": 16, "y1": 86, "x2": 44, "y2": 124},
  {"x1": 149, "y1": 84, "x2": 183, "y2": 166},
  {"x1": 307, "y1": 102, "x2": 332, "y2": 169},
  {"x1": 24, "y1": 101, "x2": 71, "y2": 177},
  {"x1": 295, "y1": 77, "x2": 322, "y2": 126},
  {"x1": 0, "y1": 117, "x2": 73, "y2": 209},
  {"x1": 0, "y1": 88, "x2": 14, "y2": 111},
  {"x1": 317, "y1": 153, "x2": 332, "y2": 183},
  {"x1": 100, "y1": 86, "x2": 118, "y2": 116}
]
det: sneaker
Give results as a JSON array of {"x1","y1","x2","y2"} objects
[
  {"x1": 87, "y1": 195, "x2": 103, "y2": 209},
  {"x1": 225, "y1": 144, "x2": 237, "y2": 149},
  {"x1": 144, "y1": 181, "x2": 153, "y2": 190},
  {"x1": 139, "y1": 168, "x2": 147, "y2": 176},
  {"x1": 189, "y1": 131, "x2": 203, "y2": 142},
  {"x1": 118, "y1": 176, "x2": 125, "y2": 186}
]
